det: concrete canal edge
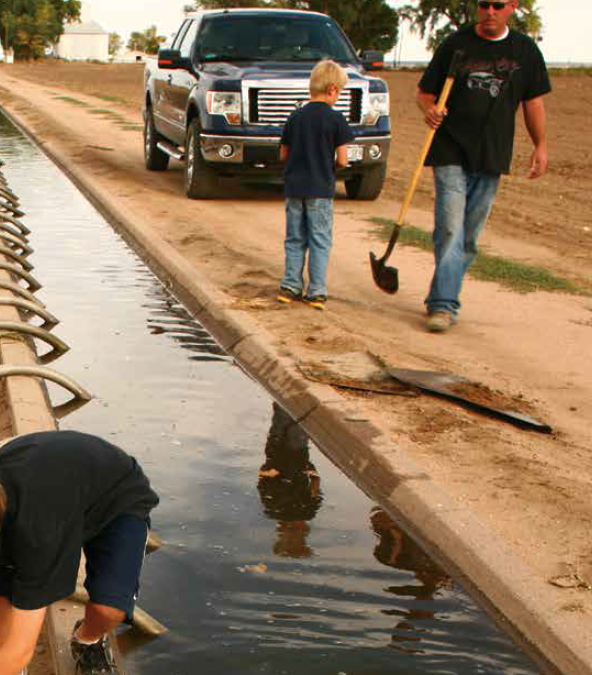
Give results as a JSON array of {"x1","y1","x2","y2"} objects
[{"x1": 2, "y1": 101, "x2": 591, "y2": 675}]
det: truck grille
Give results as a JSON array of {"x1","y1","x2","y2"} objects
[{"x1": 248, "y1": 87, "x2": 362, "y2": 125}]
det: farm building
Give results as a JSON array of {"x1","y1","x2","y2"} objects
[{"x1": 56, "y1": 5, "x2": 109, "y2": 61}]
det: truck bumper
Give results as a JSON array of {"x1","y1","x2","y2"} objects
[{"x1": 200, "y1": 133, "x2": 391, "y2": 170}]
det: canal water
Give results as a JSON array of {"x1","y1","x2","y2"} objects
[{"x1": 0, "y1": 114, "x2": 539, "y2": 675}]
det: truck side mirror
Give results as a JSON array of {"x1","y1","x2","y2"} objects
[{"x1": 158, "y1": 48, "x2": 190, "y2": 70}]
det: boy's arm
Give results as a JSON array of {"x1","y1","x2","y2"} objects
[
  {"x1": 335, "y1": 144, "x2": 349, "y2": 168},
  {"x1": 0, "y1": 598, "x2": 47, "y2": 675},
  {"x1": 279, "y1": 144, "x2": 289, "y2": 162}
]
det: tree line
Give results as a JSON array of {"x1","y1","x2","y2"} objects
[
  {"x1": 0, "y1": 0, "x2": 543, "y2": 61},
  {"x1": 192, "y1": 0, "x2": 542, "y2": 54}
]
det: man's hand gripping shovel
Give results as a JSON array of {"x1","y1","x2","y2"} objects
[{"x1": 369, "y1": 51, "x2": 463, "y2": 294}]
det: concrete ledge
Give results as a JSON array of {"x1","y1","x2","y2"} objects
[{"x1": 1, "y1": 100, "x2": 591, "y2": 675}]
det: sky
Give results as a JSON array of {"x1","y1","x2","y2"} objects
[{"x1": 85, "y1": 0, "x2": 592, "y2": 63}]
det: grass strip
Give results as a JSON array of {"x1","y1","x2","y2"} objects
[
  {"x1": 53, "y1": 96, "x2": 90, "y2": 107},
  {"x1": 370, "y1": 217, "x2": 583, "y2": 295},
  {"x1": 88, "y1": 108, "x2": 120, "y2": 116},
  {"x1": 90, "y1": 93, "x2": 128, "y2": 104}
]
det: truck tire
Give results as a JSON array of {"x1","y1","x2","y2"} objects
[
  {"x1": 185, "y1": 119, "x2": 218, "y2": 199},
  {"x1": 144, "y1": 108, "x2": 170, "y2": 171},
  {"x1": 344, "y1": 164, "x2": 386, "y2": 201}
]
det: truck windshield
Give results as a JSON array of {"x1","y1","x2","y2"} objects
[{"x1": 195, "y1": 14, "x2": 358, "y2": 64}]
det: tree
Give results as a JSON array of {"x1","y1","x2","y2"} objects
[
  {"x1": 400, "y1": 0, "x2": 542, "y2": 52},
  {"x1": 193, "y1": 0, "x2": 399, "y2": 52},
  {"x1": 0, "y1": 0, "x2": 80, "y2": 59},
  {"x1": 109, "y1": 31, "x2": 122, "y2": 56},
  {"x1": 127, "y1": 25, "x2": 166, "y2": 54}
]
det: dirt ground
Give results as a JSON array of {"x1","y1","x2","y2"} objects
[{"x1": 1, "y1": 61, "x2": 591, "y2": 672}]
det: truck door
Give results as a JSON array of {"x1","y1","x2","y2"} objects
[
  {"x1": 153, "y1": 20, "x2": 190, "y2": 141},
  {"x1": 168, "y1": 19, "x2": 200, "y2": 146}
]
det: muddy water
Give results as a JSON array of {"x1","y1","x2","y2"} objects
[{"x1": 0, "y1": 115, "x2": 538, "y2": 675}]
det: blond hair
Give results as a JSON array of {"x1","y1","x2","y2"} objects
[{"x1": 309, "y1": 59, "x2": 348, "y2": 96}]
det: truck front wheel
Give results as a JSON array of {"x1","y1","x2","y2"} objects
[
  {"x1": 185, "y1": 119, "x2": 218, "y2": 199},
  {"x1": 344, "y1": 164, "x2": 386, "y2": 201},
  {"x1": 144, "y1": 108, "x2": 170, "y2": 171}
]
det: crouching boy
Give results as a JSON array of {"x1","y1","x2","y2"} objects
[
  {"x1": 0, "y1": 430, "x2": 159, "y2": 675},
  {"x1": 277, "y1": 59, "x2": 354, "y2": 310}
]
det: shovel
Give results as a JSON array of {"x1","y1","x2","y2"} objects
[{"x1": 370, "y1": 50, "x2": 463, "y2": 294}]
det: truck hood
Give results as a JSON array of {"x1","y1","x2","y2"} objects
[{"x1": 198, "y1": 61, "x2": 365, "y2": 81}]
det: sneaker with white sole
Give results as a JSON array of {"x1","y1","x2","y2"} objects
[
  {"x1": 71, "y1": 620, "x2": 119, "y2": 675},
  {"x1": 427, "y1": 312, "x2": 453, "y2": 332}
]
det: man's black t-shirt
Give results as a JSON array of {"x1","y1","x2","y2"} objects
[
  {"x1": 281, "y1": 101, "x2": 354, "y2": 198},
  {"x1": 419, "y1": 27, "x2": 551, "y2": 174},
  {"x1": 0, "y1": 430, "x2": 159, "y2": 610}
]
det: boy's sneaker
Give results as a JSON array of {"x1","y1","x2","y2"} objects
[
  {"x1": 303, "y1": 294, "x2": 327, "y2": 311},
  {"x1": 277, "y1": 287, "x2": 302, "y2": 304},
  {"x1": 71, "y1": 620, "x2": 119, "y2": 675}
]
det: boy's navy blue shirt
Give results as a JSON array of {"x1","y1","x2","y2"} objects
[
  {"x1": 281, "y1": 101, "x2": 354, "y2": 198},
  {"x1": 0, "y1": 430, "x2": 158, "y2": 610}
]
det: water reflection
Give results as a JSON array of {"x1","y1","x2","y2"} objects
[
  {"x1": 142, "y1": 284, "x2": 227, "y2": 362},
  {"x1": 370, "y1": 507, "x2": 452, "y2": 654},
  {"x1": 258, "y1": 403, "x2": 323, "y2": 558}
]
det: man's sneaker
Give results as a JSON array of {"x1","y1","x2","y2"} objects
[
  {"x1": 303, "y1": 294, "x2": 327, "y2": 311},
  {"x1": 427, "y1": 312, "x2": 453, "y2": 332},
  {"x1": 277, "y1": 286, "x2": 302, "y2": 304},
  {"x1": 71, "y1": 620, "x2": 119, "y2": 675}
]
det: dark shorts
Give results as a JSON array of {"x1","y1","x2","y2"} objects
[
  {"x1": 83, "y1": 514, "x2": 149, "y2": 623},
  {"x1": 0, "y1": 514, "x2": 148, "y2": 621}
]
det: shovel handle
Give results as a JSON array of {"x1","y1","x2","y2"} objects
[{"x1": 381, "y1": 50, "x2": 463, "y2": 263}]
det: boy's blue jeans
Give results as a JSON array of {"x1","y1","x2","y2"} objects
[
  {"x1": 281, "y1": 197, "x2": 333, "y2": 297},
  {"x1": 425, "y1": 165, "x2": 500, "y2": 316}
]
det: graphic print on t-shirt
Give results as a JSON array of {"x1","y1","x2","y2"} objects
[{"x1": 463, "y1": 56, "x2": 521, "y2": 99}]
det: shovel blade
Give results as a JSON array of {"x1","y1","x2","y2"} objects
[{"x1": 369, "y1": 251, "x2": 399, "y2": 294}]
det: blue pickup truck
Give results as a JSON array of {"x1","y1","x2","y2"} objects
[{"x1": 143, "y1": 8, "x2": 391, "y2": 200}]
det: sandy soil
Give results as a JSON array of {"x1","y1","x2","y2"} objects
[{"x1": 1, "y1": 61, "x2": 591, "y2": 670}]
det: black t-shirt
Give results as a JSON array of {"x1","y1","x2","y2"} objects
[
  {"x1": 419, "y1": 26, "x2": 551, "y2": 174},
  {"x1": 281, "y1": 101, "x2": 354, "y2": 198},
  {"x1": 0, "y1": 431, "x2": 159, "y2": 610}
]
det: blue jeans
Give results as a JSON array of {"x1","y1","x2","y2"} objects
[
  {"x1": 425, "y1": 166, "x2": 500, "y2": 316},
  {"x1": 281, "y1": 197, "x2": 333, "y2": 297}
]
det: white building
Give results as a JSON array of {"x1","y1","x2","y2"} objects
[{"x1": 56, "y1": 3, "x2": 109, "y2": 61}]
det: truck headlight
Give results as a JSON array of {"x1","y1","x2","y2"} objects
[
  {"x1": 363, "y1": 92, "x2": 389, "y2": 126},
  {"x1": 206, "y1": 91, "x2": 242, "y2": 125}
]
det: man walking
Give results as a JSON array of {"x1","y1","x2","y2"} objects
[
  {"x1": 417, "y1": 0, "x2": 551, "y2": 332},
  {"x1": 0, "y1": 430, "x2": 159, "y2": 675}
]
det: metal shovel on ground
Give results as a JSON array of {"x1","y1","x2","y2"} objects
[{"x1": 370, "y1": 51, "x2": 462, "y2": 294}]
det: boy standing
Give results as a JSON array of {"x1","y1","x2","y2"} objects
[
  {"x1": 277, "y1": 59, "x2": 354, "y2": 310},
  {"x1": 0, "y1": 430, "x2": 159, "y2": 675}
]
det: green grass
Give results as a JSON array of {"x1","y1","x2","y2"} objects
[
  {"x1": 370, "y1": 217, "x2": 583, "y2": 295},
  {"x1": 87, "y1": 109, "x2": 123, "y2": 119},
  {"x1": 53, "y1": 96, "x2": 90, "y2": 107},
  {"x1": 90, "y1": 93, "x2": 128, "y2": 104}
]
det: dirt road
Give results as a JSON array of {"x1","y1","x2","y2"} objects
[{"x1": 1, "y1": 61, "x2": 591, "y2": 661}]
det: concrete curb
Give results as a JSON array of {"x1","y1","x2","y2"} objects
[{"x1": 1, "y1": 98, "x2": 590, "y2": 675}]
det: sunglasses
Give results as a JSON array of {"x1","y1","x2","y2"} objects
[{"x1": 478, "y1": 1, "x2": 510, "y2": 8}]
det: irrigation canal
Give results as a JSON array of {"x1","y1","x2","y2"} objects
[{"x1": 1, "y1": 113, "x2": 539, "y2": 675}]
